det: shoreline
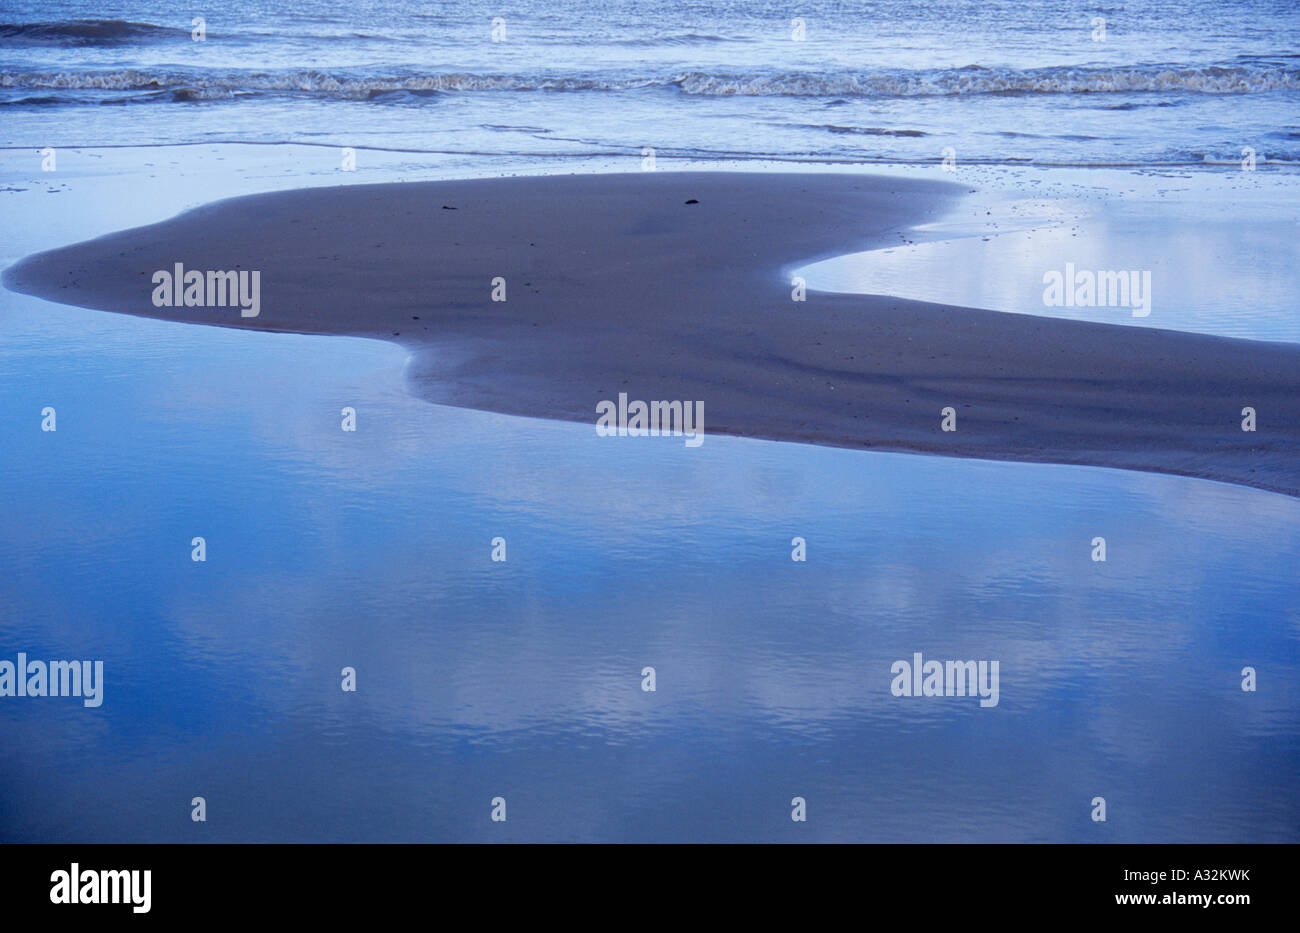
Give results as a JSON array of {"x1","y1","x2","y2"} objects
[{"x1": 5, "y1": 171, "x2": 1299, "y2": 498}]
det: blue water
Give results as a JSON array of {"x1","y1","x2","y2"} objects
[
  {"x1": 1, "y1": 291, "x2": 1297, "y2": 842},
  {"x1": 798, "y1": 169, "x2": 1300, "y2": 342},
  {"x1": 2, "y1": 1, "x2": 1299, "y2": 843},
  {"x1": 1, "y1": 0, "x2": 1299, "y2": 167}
]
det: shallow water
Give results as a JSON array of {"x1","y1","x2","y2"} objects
[
  {"x1": 797, "y1": 170, "x2": 1300, "y2": 342},
  {"x1": 1, "y1": 278, "x2": 1298, "y2": 842}
]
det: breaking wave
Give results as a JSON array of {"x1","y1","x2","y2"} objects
[
  {"x1": 670, "y1": 64, "x2": 1300, "y2": 97},
  {"x1": 1, "y1": 62, "x2": 1297, "y2": 101}
]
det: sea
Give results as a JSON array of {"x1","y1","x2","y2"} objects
[{"x1": 1, "y1": 0, "x2": 1299, "y2": 168}]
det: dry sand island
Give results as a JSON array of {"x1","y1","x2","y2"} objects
[{"x1": 6, "y1": 172, "x2": 1298, "y2": 496}]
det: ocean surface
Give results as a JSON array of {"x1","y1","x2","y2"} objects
[
  {"x1": 1, "y1": 0, "x2": 1299, "y2": 167},
  {"x1": 2, "y1": 1, "x2": 1299, "y2": 843}
]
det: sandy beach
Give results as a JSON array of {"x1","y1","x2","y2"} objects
[
  {"x1": 6, "y1": 171, "x2": 1297, "y2": 497},
  {"x1": 5, "y1": 0, "x2": 1300, "y2": 856}
]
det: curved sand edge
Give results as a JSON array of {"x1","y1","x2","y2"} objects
[{"x1": 6, "y1": 171, "x2": 1299, "y2": 497}]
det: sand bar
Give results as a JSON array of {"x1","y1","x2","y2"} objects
[{"x1": 5, "y1": 172, "x2": 1298, "y2": 496}]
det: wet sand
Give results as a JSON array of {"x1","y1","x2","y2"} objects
[{"x1": 5, "y1": 171, "x2": 1298, "y2": 496}]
